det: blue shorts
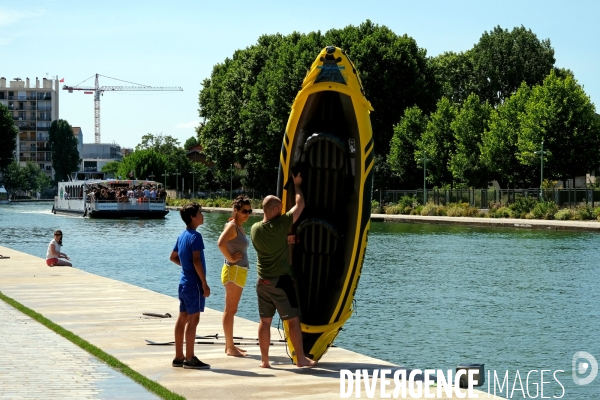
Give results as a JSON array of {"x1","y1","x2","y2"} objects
[{"x1": 178, "y1": 283, "x2": 205, "y2": 314}]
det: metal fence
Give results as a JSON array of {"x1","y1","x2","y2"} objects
[{"x1": 381, "y1": 188, "x2": 600, "y2": 208}]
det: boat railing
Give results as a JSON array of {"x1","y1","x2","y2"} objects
[{"x1": 88, "y1": 198, "x2": 166, "y2": 211}]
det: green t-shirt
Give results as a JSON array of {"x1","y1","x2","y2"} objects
[{"x1": 250, "y1": 211, "x2": 294, "y2": 279}]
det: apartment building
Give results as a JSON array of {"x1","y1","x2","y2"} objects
[{"x1": 0, "y1": 76, "x2": 59, "y2": 177}]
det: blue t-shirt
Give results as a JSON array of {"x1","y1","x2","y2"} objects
[{"x1": 173, "y1": 229, "x2": 206, "y2": 286}]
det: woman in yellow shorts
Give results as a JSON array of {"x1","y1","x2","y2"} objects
[{"x1": 218, "y1": 195, "x2": 252, "y2": 356}]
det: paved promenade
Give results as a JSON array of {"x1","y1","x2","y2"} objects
[
  {"x1": 0, "y1": 299, "x2": 157, "y2": 400},
  {"x1": 0, "y1": 246, "x2": 501, "y2": 399},
  {"x1": 370, "y1": 213, "x2": 600, "y2": 231}
]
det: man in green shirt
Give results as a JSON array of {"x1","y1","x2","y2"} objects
[{"x1": 250, "y1": 172, "x2": 316, "y2": 368}]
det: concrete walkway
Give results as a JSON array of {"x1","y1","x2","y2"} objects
[
  {"x1": 370, "y1": 213, "x2": 600, "y2": 232},
  {"x1": 0, "y1": 246, "x2": 501, "y2": 399},
  {"x1": 0, "y1": 299, "x2": 157, "y2": 400}
]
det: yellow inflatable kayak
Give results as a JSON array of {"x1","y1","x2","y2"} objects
[{"x1": 278, "y1": 46, "x2": 374, "y2": 362}]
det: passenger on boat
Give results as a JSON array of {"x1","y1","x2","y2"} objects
[
  {"x1": 218, "y1": 195, "x2": 252, "y2": 357},
  {"x1": 45, "y1": 230, "x2": 72, "y2": 267},
  {"x1": 150, "y1": 187, "x2": 157, "y2": 199}
]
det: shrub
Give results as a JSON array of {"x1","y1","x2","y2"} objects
[
  {"x1": 529, "y1": 201, "x2": 558, "y2": 220},
  {"x1": 593, "y1": 207, "x2": 600, "y2": 219},
  {"x1": 411, "y1": 205, "x2": 424, "y2": 215},
  {"x1": 554, "y1": 209, "x2": 574, "y2": 220},
  {"x1": 384, "y1": 205, "x2": 403, "y2": 214},
  {"x1": 489, "y1": 206, "x2": 513, "y2": 218},
  {"x1": 510, "y1": 197, "x2": 538, "y2": 217},
  {"x1": 445, "y1": 202, "x2": 479, "y2": 217},
  {"x1": 398, "y1": 195, "x2": 417, "y2": 209},
  {"x1": 371, "y1": 200, "x2": 383, "y2": 214},
  {"x1": 574, "y1": 205, "x2": 594, "y2": 220},
  {"x1": 420, "y1": 203, "x2": 439, "y2": 216}
]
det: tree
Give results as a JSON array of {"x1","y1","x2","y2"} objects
[
  {"x1": 198, "y1": 21, "x2": 439, "y2": 191},
  {"x1": 49, "y1": 119, "x2": 80, "y2": 183},
  {"x1": 0, "y1": 103, "x2": 18, "y2": 171},
  {"x1": 388, "y1": 106, "x2": 428, "y2": 188},
  {"x1": 0, "y1": 160, "x2": 50, "y2": 197},
  {"x1": 431, "y1": 51, "x2": 475, "y2": 105},
  {"x1": 184, "y1": 136, "x2": 199, "y2": 150},
  {"x1": 135, "y1": 133, "x2": 181, "y2": 155},
  {"x1": 481, "y1": 83, "x2": 533, "y2": 187},
  {"x1": 416, "y1": 97, "x2": 458, "y2": 187},
  {"x1": 470, "y1": 25, "x2": 555, "y2": 106},
  {"x1": 1, "y1": 161, "x2": 24, "y2": 197},
  {"x1": 117, "y1": 149, "x2": 169, "y2": 183},
  {"x1": 449, "y1": 93, "x2": 492, "y2": 187},
  {"x1": 101, "y1": 161, "x2": 121, "y2": 178},
  {"x1": 517, "y1": 71, "x2": 600, "y2": 182}
]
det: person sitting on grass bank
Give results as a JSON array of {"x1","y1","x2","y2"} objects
[
  {"x1": 45, "y1": 230, "x2": 72, "y2": 267},
  {"x1": 169, "y1": 203, "x2": 211, "y2": 369},
  {"x1": 250, "y1": 172, "x2": 316, "y2": 368}
]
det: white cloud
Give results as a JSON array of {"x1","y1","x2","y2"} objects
[{"x1": 175, "y1": 121, "x2": 199, "y2": 129}]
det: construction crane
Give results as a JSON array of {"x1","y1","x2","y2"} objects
[{"x1": 63, "y1": 73, "x2": 183, "y2": 144}]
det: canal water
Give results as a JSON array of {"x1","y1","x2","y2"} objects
[{"x1": 1, "y1": 203, "x2": 599, "y2": 397}]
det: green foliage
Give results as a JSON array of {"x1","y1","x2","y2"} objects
[
  {"x1": 573, "y1": 205, "x2": 594, "y2": 221},
  {"x1": 417, "y1": 97, "x2": 457, "y2": 187},
  {"x1": 398, "y1": 195, "x2": 417, "y2": 210},
  {"x1": 481, "y1": 83, "x2": 534, "y2": 187},
  {"x1": 198, "y1": 20, "x2": 439, "y2": 191},
  {"x1": 449, "y1": 93, "x2": 492, "y2": 187},
  {"x1": 184, "y1": 136, "x2": 199, "y2": 150},
  {"x1": 388, "y1": 106, "x2": 428, "y2": 188},
  {"x1": 0, "y1": 160, "x2": 51, "y2": 196},
  {"x1": 517, "y1": 71, "x2": 600, "y2": 181},
  {"x1": 0, "y1": 103, "x2": 18, "y2": 171},
  {"x1": 431, "y1": 51, "x2": 475, "y2": 104},
  {"x1": 445, "y1": 202, "x2": 479, "y2": 217},
  {"x1": 554, "y1": 209, "x2": 574, "y2": 220},
  {"x1": 470, "y1": 25, "x2": 555, "y2": 106},
  {"x1": 371, "y1": 200, "x2": 383, "y2": 214},
  {"x1": 135, "y1": 133, "x2": 181, "y2": 155},
  {"x1": 101, "y1": 161, "x2": 120, "y2": 178},
  {"x1": 117, "y1": 149, "x2": 169, "y2": 181},
  {"x1": 593, "y1": 207, "x2": 600, "y2": 219},
  {"x1": 527, "y1": 201, "x2": 558, "y2": 219},
  {"x1": 421, "y1": 202, "x2": 446, "y2": 216},
  {"x1": 509, "y1": 196, "x2": 539, "y2": 217},
  {"x1": 49, "y1": 119, "x2": 80, "y2": 183},
  {"x1": 488, "y1": 206, "x2": 514, "y2": 218}
]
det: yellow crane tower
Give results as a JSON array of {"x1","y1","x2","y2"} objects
[{"x1": 63, "y1": 73, "x2": 183, "y2": 143}]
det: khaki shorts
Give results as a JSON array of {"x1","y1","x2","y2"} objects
[{"x1": 256, "y1": 275, "x2": 299, "y2": 320}]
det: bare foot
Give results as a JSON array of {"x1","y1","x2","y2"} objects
[
  {"x1": 259, "y1": 361, "x2": 271, "y2": 368},
  {"x1": 226, "y1": 347, "x2": 247, "y2": 357},
  {"x1": 234, "y1": 346, "x2": 247, "y2": 353},
  {"x1": 296, "y1": 357, "x2": 317, "y2": 368}
]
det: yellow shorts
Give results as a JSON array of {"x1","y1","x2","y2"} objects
[{"x1": 221, "y1": 264, "x2": 248, "y2": 288}]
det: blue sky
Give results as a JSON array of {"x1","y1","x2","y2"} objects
[{"x1": 2, "y1": 0, "x2": 598, "y2": 149}]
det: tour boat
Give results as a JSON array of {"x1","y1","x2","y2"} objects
[
  {"x1": 53, "y1": 179, "x2": 168, "y2": 218},
  {"x1": 278, "y1": 46, "x2": 373, "y2": 362}
]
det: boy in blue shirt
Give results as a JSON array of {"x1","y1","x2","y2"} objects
[{"x1": 169, "y1": 203, "x2": 211, "y2": 369}]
